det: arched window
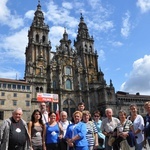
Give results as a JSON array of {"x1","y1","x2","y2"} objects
[
  {"x1": 36, "y1": 34, "x2": 39, "y2": 42},
  {"x1": 53, "y1": 81, "x2": 56, "y2": 90},
  {"x1": 66, "y1": 79, "x2": 72, "y2": 89},
  {"x1": 36, "y1": 87, "x2": 39, "y2": 92},
  {"x1": 42, "y1": 35, "x2": 45, "y2": 43},
  {"x1": 63, "y1": 99, "x2": 76, "y2": 118},
  {"x1": 40, "y1": 87, "x2": 43, "y2": 92},
  {"x1": 85, "y1": 44, "x2": 87, "y2": 52},
  {"x1": 66, "y1": 66, "x2": 71, "y2": 75},
  {"x1": 90, "y1": 45, "x2": 92, "y2": 52}
]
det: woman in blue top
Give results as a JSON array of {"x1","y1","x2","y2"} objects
[
  {"x1": 45, "y1": 111, "x2": 63, "y2": 150},
  {"x1": 65, "y1": 111, "x2": 88, "y2": 150}
]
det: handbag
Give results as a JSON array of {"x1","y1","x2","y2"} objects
[
  {"x1": 119, "y1": 119, "x2": 135, "y2": 149},
  {"x1": 108, "y1": 127, "x2": 117, "y2": 146},
  {"x1": 109, "y1": 119, "x2": 128, "y2": 147},
  {"x1": 108, "y1": 135, "x2": 116, "y2": 146},
  {"x1": 98, "y1": 137, "x2": 104, "y2": 146},
  {"x1": 120, "y1": 139, "x2": 131, "y2": 150}
]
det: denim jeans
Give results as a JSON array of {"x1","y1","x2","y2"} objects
[
  {"x1": 105, "y1": 137, "x2": 113, "y2": 150},
  {"x1": 135, "y1": 141, "x2": 143, "y2": 150},
  {"x1": 148, "y1": 138, "x2": 150, "y2": 146}
]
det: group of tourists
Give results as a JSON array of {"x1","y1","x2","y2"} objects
[{"x1": 0, "y1": 101, "x2": 150, "y2": 150}]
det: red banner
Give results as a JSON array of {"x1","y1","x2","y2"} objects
[{"x1": 37, "y1": 93, "x2": 58, "y2": 102}]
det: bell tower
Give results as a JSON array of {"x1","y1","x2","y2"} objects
[
  {"x1": 25, "y1": 1, "x2": 51, "y2": 98},
  {"x1": 74, "y1": 14, "x2": 100, "y2": 83}
]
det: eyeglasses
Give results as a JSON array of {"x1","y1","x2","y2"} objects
[{"x1": 94, "y1": 115, "x2": 100, "y2": 117}]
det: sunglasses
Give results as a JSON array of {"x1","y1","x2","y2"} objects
[{"x1": 94, "y1": 115, "x2": 100, "y2": 117}]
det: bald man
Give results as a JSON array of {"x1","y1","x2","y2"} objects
[
  {"x1": 40, "y1": 102, "x2": 49, "y2": 124},
  {"x1": 101, "y1": 108, "x2": 120, "y2": 150},
  {"x1": 0, "y1": 108, "x2": 31, "y2": 150},
  {"x1": 59, "y1": 111, "x2": 71, "y2": 150}
]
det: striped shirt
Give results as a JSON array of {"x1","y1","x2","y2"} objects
[
  {"x1": 84, "y1": 121, "x2": 98, "y2": 146},
  {"x1": 117, "y1": 119, "x2": 132, "y2": 132}
]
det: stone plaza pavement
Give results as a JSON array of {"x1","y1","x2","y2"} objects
[{"x1": 143, "y1": 142, "x2": 149, "y2": 150}]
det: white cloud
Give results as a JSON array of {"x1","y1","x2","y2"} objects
[
  {"x1": 87, "y1": 0, "x2": 112, "y2": 18},
  {"x1": 0, "y1": 68, "x2": 21, "y2": 79},
  {"x1": 9, "y1": 15, "x2": 24, "y2": 29},
  {"x1": 87, "y1": 0, "x2": 100, "y2": 9},
  {"x1": 49, "y1": 26, "x2": 76, "y2": 51},
  {"x1": 121, "y1": 11, "x2": 131, "y2": 38},
  {"x1": 99, "y1": 21, "x2": 114, "y2": 31},
  {"x1": 46, "y1": 0, "x2": 114, "y2": 39},
  {"x1": 62, "y1": 2, "x2": 73, "y2": 9},
  {"x1": 87, "y1": 20, "x2": 114, "y2": 33},
  {"x1": 44, "y1": 1, "x2": 79, "y2": 49},
  {"x1": 137, "y1": 0, "x2": 150, "y2": 13},
  {"x1": 46, "y1": 1, "x2": 78, "y2": 28},
  {"x1": 125, "y1": 73, "x2": 129, "y2": 77},
  {"x1": 116, "y1": 68, "x2": 121, "y2": 71},
  {"x1": 49, "y1": 26, "x2": 65, "y2": 49},
  {"x1": 0, "y1": 0, "x2": 24, "y2": 29},
  {"x1": 0, "y1": 27, "x2": 28, "y2": 62},
  {"x1": 73, "y1": 1, "x2": 84, "y2": 9},
  {"x1": 42, "y1": 0, "x2": 115, "y2": 53},
  {"x1": 97, "y1": 49, "x2": 105, "y2": 61},
  {"x1": 0, "y1": 0, "x2": 10, "y2": 22},
  {"x1": 110, "y1": 41, "x2": 123, "y2": 47},
  {"x1": 82, "y1": 0, "x2": 114, "y2": 36},
  {"x1": 120, "y1": 55, "x2": 150, "y2": 95},
  {"x1": 25, "y1": 10, "x2": 35, "y2": 19}
]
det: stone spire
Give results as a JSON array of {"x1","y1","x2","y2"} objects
[
  {"x1": 76, "y1": 13, "x2": 90, "y2": 40},
  {"x1": 32, "y1": 0, "x2": 45, "y2": 27},
  {"x1": 55, "y1": 28, "x2": 73, "y2": 56}
]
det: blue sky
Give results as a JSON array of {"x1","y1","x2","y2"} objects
[{"x1": 0, "y1": 0, "x2": 150, "y2": 95}]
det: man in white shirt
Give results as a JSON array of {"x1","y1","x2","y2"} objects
[
  {"x1": 101, "y1": 108, "x2": 120, "y2": 150},
  {"x1": 59, "y1": 111, "x2": 71, "y2": 150},
  {"x1": 40, "y1": 102, "x2": 49, "y2": 124}
]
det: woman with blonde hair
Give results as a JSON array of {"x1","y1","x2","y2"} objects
[{"x1": 65, "y1": 111, "x2": 88, "y2": 150}]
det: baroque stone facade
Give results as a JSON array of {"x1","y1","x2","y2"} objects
[
  {"x1": 24, "y1": 2, "x2": 116, "y2": 117},
  {"x1": 0, "y1": 2, "x2": 150, "y2": 123}
]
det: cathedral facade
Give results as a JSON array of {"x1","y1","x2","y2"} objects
[
  {"x1": 24, "y1": 3, "x2": 116, "y2": 117},
  {"x1": 1, "y1": 3, "x2": 150, "y2": 123}
]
